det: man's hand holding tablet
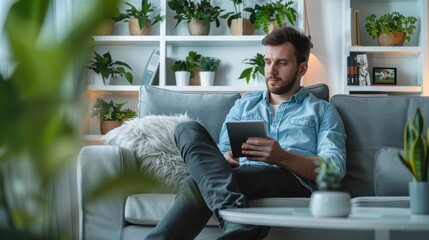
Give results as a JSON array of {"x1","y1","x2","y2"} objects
[{"x1": 225, "y1": 120, "x2": 267, "y2": 158}]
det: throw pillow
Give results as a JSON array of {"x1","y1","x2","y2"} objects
[{"x1": 103, "y1": 114, "x2": 192, "y2": 190}]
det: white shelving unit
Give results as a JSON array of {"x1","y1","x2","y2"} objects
[
  {"x1": 343, "y1": 0, "x2": 428, "y2": 95},
  {"x1": 82, "y1": 0, "x2": 303, "y2": 139}
]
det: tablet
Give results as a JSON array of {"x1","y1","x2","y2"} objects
[{"x1": 226, "y1": 120, "x2": 267, "y2": 158}]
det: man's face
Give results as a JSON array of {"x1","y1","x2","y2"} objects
[{"x1": 264, "y1": 42, "x2": 307, "y2": 95}]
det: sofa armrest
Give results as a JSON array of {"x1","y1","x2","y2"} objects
[{"x1": 77, "y1": 145, "x2": 137, "y2": 240}]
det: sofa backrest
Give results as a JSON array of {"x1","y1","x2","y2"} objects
[
  {"x1": 331, "y1": 95, "x2": 429, "y2": 197},
  {"x1": 139, "y1": 86, "x2": 241, "y2": 142}
]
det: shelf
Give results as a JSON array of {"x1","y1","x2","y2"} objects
[
  {"x1": 165, "y1": 35, "x2": 265, "y2": 47},
  {"x1": 349, "y1": 46, "x2": 421, "y2": 55},
  {"x1": 92, "y1": 35, "x2": 160, "y2": 46},
  {"x1": 83, "y1": 134, "x2": 104, "y2": 145},
  {"x1": 347, "y1": 85, "x2": 422, "y2": 93},
  {"x1": 87, "y1": 85, "x2": 266, "y2": 93}
]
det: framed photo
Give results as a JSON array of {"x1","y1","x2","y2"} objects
[{"x1": 372, "y1": 67, "x2": 397, "y2": 84}]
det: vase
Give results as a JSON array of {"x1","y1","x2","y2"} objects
[
  {"x1": 175, "y1": 71, "x2": 191, "y2": 86},
  {"x1": 229, "y1": 18, "x2": 255, "y2": 35},
  {"x1": 90, "y1": 72, "x2": 109, "y2": 86},
  {"x1": 188, "y1": 19, "x2": 210, "y2": 35},
  {"x1": 100, "y1": 120, "x2": 121, "y2": 135},
  {"x1": 409, "y1": 182, "x2": 429, "y2": 215},
  {"x1": 310, "y1": 191, "x2": 351, "y2": 217},
  {"x1": 267, "y1": 21, "x2": 281, "y2": 34},
  {"x1": 93, "y1": 19, "x2": 115, "y2": 35},
  {"x1": 129, "y1": 18, "x2": 151, "y2": 36},
  {"x1": 377, "y1": 32, "x2": 405, "y2": 46},
  {"x1": 200, "y1": 71, "x2": 215, "y2": 86}
]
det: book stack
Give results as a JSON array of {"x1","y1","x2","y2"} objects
[{"x1": 347, "y1": 53, "x2": 371, "y2": 86}]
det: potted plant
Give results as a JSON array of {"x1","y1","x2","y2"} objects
[
  {"x1": 247, "y1": 0, "x2": 297, "y2": 34},
  {"x1": 199, "y1": 56, "x2": 221, "y2": 86},
  {"x1": 116, "y1": 0, "x2": 163, "y2": 35},
  {"x1": 398, "y1": 108, "x2": 429, "y2": 214},
  {"x1": 238, "y1": 53, "x2": 265, "y2": 85},
  {"x1": 87, "y1": 51, "x2": 134, "y2": 85},
  {"x1": 310, "y1": 157, "x2": 351, "y2": 217},
  {"x1": 94, "y1": 8, "x2": 121, "y2": 35},
  {"x1": 221, "y1": 0, "x2": 256, "y2": 35},
  {"x1": 91, "y1": 98, "x2": 137, "y2": 135},
  {"x1": 171, "y1": 51, "x2": 201, "y2": 86},
  {"x1": 167, "y1": 0, "x2": 225, "y2": 35},
  {"x1": 365, "y1": 11, "x2": 417, "y2": 46}
]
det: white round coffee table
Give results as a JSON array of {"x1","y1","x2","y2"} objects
[{"x1": 219, "y1": 207, "x2": 429, "y2": 240}]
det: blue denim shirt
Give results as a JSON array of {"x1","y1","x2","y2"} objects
[{"x1": 218, "y1": 87, "x2": 347, "y2": 192}]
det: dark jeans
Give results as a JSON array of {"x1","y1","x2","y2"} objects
[{"x1": 145, "y1": 121, "x2": 311, "y2": 240}]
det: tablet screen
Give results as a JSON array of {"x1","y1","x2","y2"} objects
[{"x1": 226, "y1": 120, "x2": 267, "y2": 158}]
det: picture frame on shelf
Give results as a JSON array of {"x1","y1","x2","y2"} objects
[
  {"x1": 141, "y1": 49, "x2": 160, "y2": 86},
  {"x1": 372, "y1": 67, "x2": 397, "y2": 85}
]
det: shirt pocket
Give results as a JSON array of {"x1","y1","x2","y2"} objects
[{"x1": 282, "y1": 117, "x2": 318, "y2": 151}]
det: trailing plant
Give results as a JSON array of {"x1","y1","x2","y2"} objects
[
  {"x1": 247, "y1": 0, "x2": 297, "y2": 34},
  {"x1": 91, "y1": 98, "x2": 137, "y2": 121},
  {"x1": 238, "y1": 53, "x2": 265, "y2": 84},
  {"x1": 316, "y1": 156, "x2": 342, "y2": 191},
  {"x1": 399, "y1": 108, "x2": 429, "y2": 182},
  {"x1": 221, "y1": 0, "x2": 255, "y2": 27},
  {"x1": 116, "y1": 0, "x2": 163, "y2": 29},
  {"x1": 171, "y1": 51, "x2": 202, "y2": 78},
  {"x1": 167, "y1": 0, "x2": 225, "y2": 28},
  {"x1": 199, "y1": 56, "x2": 221, "y2": 71},
  {"x1": 87, "y1": 51, "x2": 134, "y2": 84},
  {"x1": 365, "y1": 11, "x2": 417, "y2": 42}
]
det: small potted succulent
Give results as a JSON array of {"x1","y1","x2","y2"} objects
[
  {"x1": 221, "y1": 0, "x2": 256, "y2": 35},
  {"x1": 91, "y1": 98, "x2": 137, "y2": 135},
  {"x1": 398, "y1": 108, "x2": 429, "y2": 214},
  {"x1": 168, "y1": 0, "x2": 225, "y2": 35},
  {"x1": 199, "y1": 56, "x2": 221, "y2": 86},
  {"x1": 171, "y1": 51, "x2": 201, "y2": 86},
  {"x1": 246, "y1": 0, "x2": 297, "y2": 34},
  {"x1": 116, "y1": 0, "x2": 163, "y2": 35},
  {"x1": 310, "y1": 157, "x2": 351, "y2": 218},
  {"x1": 87, "y1": 51, "x2": 133, "y2": 85},
  {"x1": 238, "y1": 53, "x2": 265, "y2": 85},
  {"x1": 365, "y1": 11, "x2": 417, "y2": 46}
]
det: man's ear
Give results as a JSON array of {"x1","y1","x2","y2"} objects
[{"x1": 298, "y1": 62, "x2": 308, "y2": 76}]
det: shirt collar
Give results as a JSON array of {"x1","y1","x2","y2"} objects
[{"x1": 263, "y1": 87, "x2": 309, "y2": 104}]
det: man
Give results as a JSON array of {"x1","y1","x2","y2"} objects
[{"x1": 145, "y1": 27, "x2": 346, "y2": 240}]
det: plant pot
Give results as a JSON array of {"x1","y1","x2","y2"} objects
[
  {"x1": 90, "y1": 71, "x2": 110, "y2": 86},
  {"x1": 229, "y1": 18, "x2": 255, "y2": 35},
  {"x1": 200, "y1": 71, "x2": 215, "y2": 86},
  {"x1": 268, "y1": 21, "x2": 281, "y2": 34},
  {"x1": 175, "y1": 71, "x2": 191, "y2": 86},
  {"x1": 310, "y1": 191, "x2": 351, "y2": 217},
  {"x1": 409, "y1": 182, "x2": 429, "y2": 215},
  {"x1": 94, "y1": 19, "x2": 115, "y2": 35},
  {"x1": 188, "y1": 19, "x2": 210, "y2": 35},
  {"x1": 377, "y1": 32, "x2": 405, "y2": 46},
  {"x1": 100, "y1": 120, "x2": 121, "y2": 135},
  {"x1": 253, "y1": 73, "x2": 265, "y2": 86},
  {"x1": 129, "y1": 18, "x2": 151, "y2": 36}
]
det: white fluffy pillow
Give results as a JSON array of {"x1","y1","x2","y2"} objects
[{"x1": 103, "y1": 114, "x2": 192, "y2": 189}]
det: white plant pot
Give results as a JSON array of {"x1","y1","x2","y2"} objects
[
  {"x1": 409, "y1": 182, "x2": 429, "y2": 215},
  {"x1": 200, "y1": 71, "x2": 215, "y2": 86},
  {"x1": 253, "y1": 73, "x2": 265, "y2": 86},
  {"x1": 310, "y1": 191, "x2": 351, "y2": 217},
  {"x1": 175, "y1": 71, "x2": 191, "y2": 86},
  {"x1": 90, "y1": 71, "x2": 109, "y2": 86}
]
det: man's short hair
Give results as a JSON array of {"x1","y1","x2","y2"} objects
[{"x1": 262, "y1": 27, "x2": 311, "y2": 64}]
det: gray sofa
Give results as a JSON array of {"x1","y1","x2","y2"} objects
[{"x1": 78, "y1": 85, "x2": 429, "y2": 240}]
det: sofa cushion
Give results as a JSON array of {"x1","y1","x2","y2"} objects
[
  {"x1": 374, "y1": 147, "x2": 412, "y2": 196},
  {"x1": 139, "y1": 86, "x2": 241, "y2": 143},
  {"x1": 124, "y1": 194, "x2": 310, "y2": 226}
]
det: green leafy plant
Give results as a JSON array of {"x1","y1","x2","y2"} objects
[
  {"x1": 221, "y1": 0, "x2": 255, "y2": 27},
  {"x1": 116, "y1": 0, "x2": 163, "y2": 29},
  {"x1": 171, "y1": 51, "x2": 202, "y2": 78},
  {"x1": 246, "y1": 0, "x2": 297, "y2": 34},
  {"x1": 238, "y1": 53, "x2": 265, "y2": 84},
  {"x1": 199, "y1": 56, "x2": 221, "y2": 71},
  {"x1": 167, "y1": 0, "x2": 225, "y2": 28},
  {"x1": 399, "y1": 108, "x2": 429, "y2": 182},
  {"x1": 91, "y1": 98, "x2": 137, "y2": 121},
  {"x1": 87, "y1": 51, "x2": 134, "y2": 84},
  {"x1": 365, "y1": 11, "x2": 417, "y2": 42},
  {"x1": 316, "y1": 157, "x2": 342, "y2": 191}
]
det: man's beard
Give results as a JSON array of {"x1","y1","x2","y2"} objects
[{"x1": 265, "y1": 70, "x2": 299, "y2": 95}]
